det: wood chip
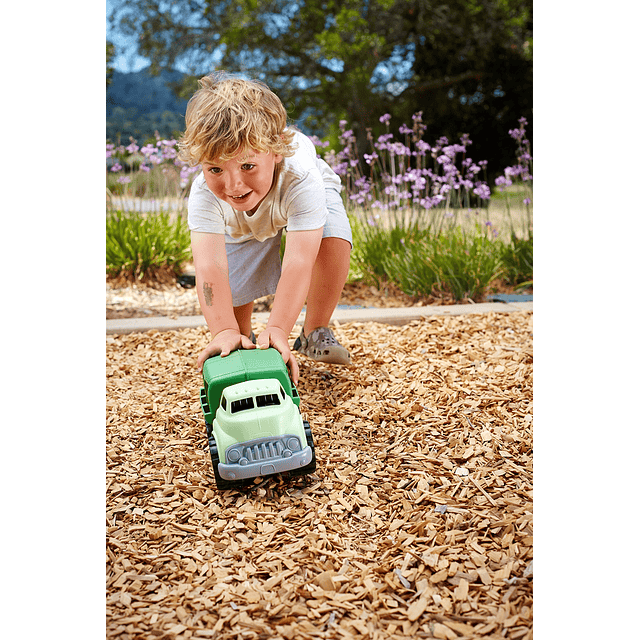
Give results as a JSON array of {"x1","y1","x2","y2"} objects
[{"x1": 107, "y1": 311, "x2": 533, "y2": 639}]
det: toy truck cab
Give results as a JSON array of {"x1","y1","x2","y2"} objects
[{"x1": 199, "y1": 348, "x2": 315, "y2": 489}]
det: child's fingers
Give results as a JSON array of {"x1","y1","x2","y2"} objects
[
  {"x1": 241, "y1": 335, "x2": 257, "y2": 350},
  {"x1": 257, "y1": 329, "x2": 298, "y2": 383},
  {"x1": 286, "y1": 352, "x2": 299, "y2": 385}
]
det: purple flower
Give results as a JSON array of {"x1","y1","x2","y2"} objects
[
  {"x1": 399, "y1": 124, "x2": 412, "y2": 135},
  {"x1": 473, "y1": 184, "x2": 491, "y2": 199},
  {"x1": 364, "y1": 152, "x2": 378, "y2": 165},
  {"x1": 110, "y1": 162, "x2": 122, "y2": 172},
  {"x1": 379, "y1": 113, "x2": 391, "y2": 124},
  {"x1": 340, "y1": 128, "x2": 354, "y2": 142},
  {"x1": 333, "y1": 162, "x2": 348, "y2": 176}
]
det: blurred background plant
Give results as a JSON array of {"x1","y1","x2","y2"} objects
[
  {"x1": 106, "y1": 211, "x2": 192, "y2": 282},
  {"x1": 311, "y1": 113, "x2": 532, "y2": 301},
  {"x1": 106, "y1": 117, "x2": 532, "y2": 300},
  {"x1": 106, "y1": 133, "x2": 199, "y2": 215},
  {"x1": 106, "y1": 0, "x2": 531, "y2": 295}
]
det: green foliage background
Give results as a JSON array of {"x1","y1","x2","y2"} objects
[{"x1": 107, "y1": 0, "x2": 532, "y2": 183}]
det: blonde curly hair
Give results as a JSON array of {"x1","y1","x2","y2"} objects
[{"x1": 177, "y1": 72, "x2": 297, "y2": 166}]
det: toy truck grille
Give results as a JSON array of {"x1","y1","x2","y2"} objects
[
  {"x1": 219, "y1": 435, "x2": 312, "y2": 481},
  {"x1": 229, "y1": 435, "x2": 302, "y2": 463}
]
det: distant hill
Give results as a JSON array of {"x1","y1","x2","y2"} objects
[{"x1": 106, "y1": 68, "x2": 190, "y2": 143}]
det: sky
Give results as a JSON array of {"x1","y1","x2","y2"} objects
[{"x1": 106, "y1": 0, "x2": 152, "y2": 73}]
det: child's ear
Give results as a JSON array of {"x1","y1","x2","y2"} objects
[{"x1": 273, "y1": 153, "x2": 283, "y2": 164}]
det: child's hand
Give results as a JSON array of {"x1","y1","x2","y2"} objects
[
  {"x1": 257, "y1": 327, "x2": 299, "y2": 385},
  {"x1": 196, "y1": 329, "x2": 256, "y2": 371}
]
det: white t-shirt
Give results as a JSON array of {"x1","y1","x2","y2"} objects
[{"x1": 187, "y1": 130, "x2": 342, "y2": 243}]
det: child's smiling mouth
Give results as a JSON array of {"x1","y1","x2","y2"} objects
[{"x1": 230, "y1": 191, "x2": 252, "y2": 201}]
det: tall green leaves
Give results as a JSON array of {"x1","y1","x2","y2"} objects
[
  {"x1": 351, "y1": 221, "x2": 506, "y2": 302},
  {"x1": 106, "y1": 212, "x2": 191, "y2": 280}
]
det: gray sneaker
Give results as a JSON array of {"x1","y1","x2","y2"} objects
[{"x1": 293, "y1": 326, "x2": 351, "y2": 365}]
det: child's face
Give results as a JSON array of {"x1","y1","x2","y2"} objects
[{"x1": 202, "y1": 149, "x2": 283, "y2": 213}]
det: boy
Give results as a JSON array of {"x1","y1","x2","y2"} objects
[{"x1": 178, "y1": 73, "x2": 353, "y2": 384}]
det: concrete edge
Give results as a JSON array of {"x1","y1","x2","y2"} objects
[{"x1": 106, "y1": 301, "x2": 532, "y2": 335}]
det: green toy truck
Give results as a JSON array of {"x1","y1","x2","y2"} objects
[{"x1": 199, "y1": 347, "x2": 316, "y2": 490}]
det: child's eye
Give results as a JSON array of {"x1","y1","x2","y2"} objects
[
  {"x1": 208, "y1": 167, "x2": 222, "y2": 174},
  {"x1": 241, "y1": 163, "x2": 256, "y2": 171}
]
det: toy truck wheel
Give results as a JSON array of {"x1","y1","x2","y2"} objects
[
  {"x1": 288, "y1": 421, "x2": 316, "y2": 477},
  {"x1": 207, "y1": 430, "x2": 246, "y2": 491}
]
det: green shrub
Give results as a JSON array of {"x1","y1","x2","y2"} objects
[
  {"x1": 381, "y1": 237, "x2": 439, "y2": 298},
  {"x1": 428, "y1": 228, "x2": 505, "y2": 301},
  {"x1": 350, "y1": 216, "x2": 431, "y2": 287},
  {"x1": 500, "y1": 233, "x2": 533, "y2": 288},
  {"x1": 362, "y1": 225, "x2": 504, "y2": 301},
  {"x1": 106, "y1": 211, "x2": 192, "y2": 280}
]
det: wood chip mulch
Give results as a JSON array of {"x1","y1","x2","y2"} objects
[
  {"x1": 106, "y1": 280, "x2": 422, "y2": 320},
  {"x1": 107, "y1": 311, "x2": 533, "y2": 639},
  {"x1": 106, "y1": 275, "x2": 531, "y2": 320}
]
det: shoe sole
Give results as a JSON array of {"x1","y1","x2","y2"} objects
[{"x1": 293, "y1": 340, "x2": 351, "y2": 365}]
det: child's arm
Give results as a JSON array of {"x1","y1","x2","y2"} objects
[
  {"x1": 256, "y1": 228, "x2": 323, "y2": 380},
  {"x1": 191, "y1": 231, "x2": 255, "y2": 370}
]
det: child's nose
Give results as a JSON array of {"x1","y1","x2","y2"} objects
[{"x1": 225, "y1": 171, "x2": 244, "y2": 191}]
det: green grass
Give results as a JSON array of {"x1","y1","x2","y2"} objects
[
  {"x1": 106, "y1": 211, "x2": 192, "y2": 280},
  {"x1": 500, "y1": 233, "x2": 533, "y2": 287},
  {"x1": 351, "y1": 220, "x2": 506, "y2": 302},
  {"x1": 105, "y1": 198, "x2": 532, "y2": 300}
]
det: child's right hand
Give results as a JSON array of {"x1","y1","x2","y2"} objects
[{"x1": 196, "y1": 329, "x2": 256, "y2": 371}]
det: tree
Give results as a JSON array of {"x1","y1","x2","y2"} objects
[
  {"x1": 107, "y1": 40, "x2": 116, "y2": 88},
  {"x1": 394, "y1": 0, "x2": 533, "y2": 182},
  {"x1": 109, "y1": 0, "x2": 532, "y2": 177}
]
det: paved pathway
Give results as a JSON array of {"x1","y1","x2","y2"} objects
[{"x1": 106, "y1": 301, "x2": 532, "y2": 334}]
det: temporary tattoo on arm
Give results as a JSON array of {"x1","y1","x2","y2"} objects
[{"x1": 203, "y1": 282, "x2": 214, "y2": 306}]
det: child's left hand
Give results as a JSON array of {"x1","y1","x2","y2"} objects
[{"x1": 257, "y1": 327, "x2": 299, "y2": 384}]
